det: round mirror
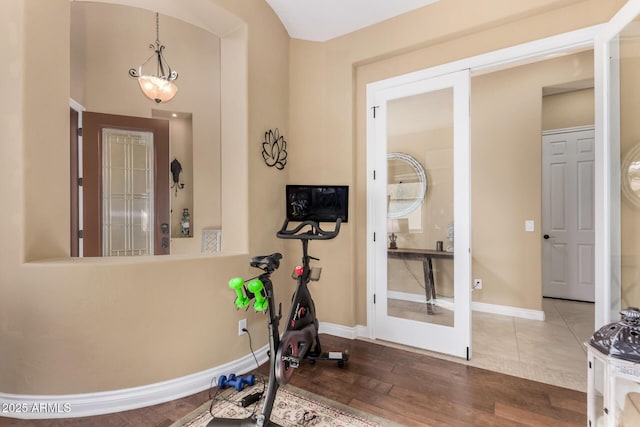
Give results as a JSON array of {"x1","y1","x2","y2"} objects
[
  {"x1": 622, "y1": 143, "x2": 640, "y2": 208},
  {"x1": 387, "y1": 152, "x2": 427, "y2": 218}
]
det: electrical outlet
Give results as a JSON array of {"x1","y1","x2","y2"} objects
[
  {"x1": 473, "y1": 279, "x2": 483, "y2": 290},
  {"x1": 238, "y1": 318, "x2": 247, "y2": 336}
]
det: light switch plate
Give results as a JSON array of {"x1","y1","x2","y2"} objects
[{"x1": 525, "y1": 220, "x2": 534, "y2": 232}]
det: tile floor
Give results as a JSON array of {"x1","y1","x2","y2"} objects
[{"x1": 382, "y1": 297, "x2": 595, "y2": 392}]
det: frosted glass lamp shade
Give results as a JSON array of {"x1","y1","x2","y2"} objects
[{"x1": 138, "y1": 75, "x2": 178, "y2": 103}]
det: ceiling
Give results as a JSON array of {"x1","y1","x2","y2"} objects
[{"x1": 264, "y1": 0, "x2": 440, "y2": 42}]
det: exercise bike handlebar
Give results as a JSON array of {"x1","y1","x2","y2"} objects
[{"x1": 276, "y1": 218, "x2": 341, "y2": 240}]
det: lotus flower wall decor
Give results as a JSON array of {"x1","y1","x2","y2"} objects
[{"x1": 262, "y1": 129, "x2": 287, "y2": 170}]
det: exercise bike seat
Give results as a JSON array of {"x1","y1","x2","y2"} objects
[{"x1": 250, "y1": 253, "x2": 282, "y2": 271}]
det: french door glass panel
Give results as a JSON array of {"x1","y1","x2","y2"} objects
[
  {"x1": 374, "y1": 70, "x2": 471, "y2": 359},
  {"x1": 614, "y1": 16, "x2": 640, "y2": 317},
  {"x1": 102, "y1": 129, "x2": 155, "y2": 256},
  {"x1": 387, "y1": 88, "x2": 455, "y2": 327},
  {"x1": 597, "y1": 1, "x2": 640, "y2": 325}
]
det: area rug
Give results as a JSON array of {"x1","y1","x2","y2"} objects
[{"x1": 170, "y1": 382, "x2": 398, "y2": 427}]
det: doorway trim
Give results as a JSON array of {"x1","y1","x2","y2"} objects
[
  {"x1": 70, "y1": 98, "x2": 85, "y2": 257},
  {"x1": 366, "y1": 24, "x2": 604, "y2": 340}
]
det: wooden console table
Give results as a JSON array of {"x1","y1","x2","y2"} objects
[{"x1": 387, "y1": 248, "x2": 454, "y2": 314}]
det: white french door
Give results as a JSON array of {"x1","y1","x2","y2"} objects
[
  {"x1": 368, "y1": 70, "x2": 471, "y2": 359},
  {"x1": 595, "y1": 0, "x2": 640, "y2": 327}
]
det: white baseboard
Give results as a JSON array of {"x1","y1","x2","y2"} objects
[
  {"x1": 0, "y1": 345, "x2": 269, "y2": 420},
  {"x1": 387, "y1": 290, "x2": 545, "y2": 321},
  {"x1": 472, "y1": 301, "x2": 545, "y2": 321},
  {"x1": 319, "y1": 321, "x2": 359, "y2": 339}
]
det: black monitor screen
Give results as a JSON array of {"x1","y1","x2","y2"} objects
[{"x1": 286, "y1": 185, "x2": 349, "y2": 223}]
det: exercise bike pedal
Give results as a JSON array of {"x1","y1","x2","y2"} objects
[{"x1": 281, "y1": 355, "x2": 300, "y2": 368}]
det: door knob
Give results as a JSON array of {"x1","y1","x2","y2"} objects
[{"x1": 543, "y1": 234, "x2": 551, "y2": 239}]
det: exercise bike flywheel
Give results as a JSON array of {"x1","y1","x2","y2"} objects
[{"x1": 275, "y1": 328, "x2": 313, "y2": 384}]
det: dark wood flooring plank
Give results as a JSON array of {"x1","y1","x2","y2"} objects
[{"x1": 0, "y1": 335, "x2": 586, "y2": 427}]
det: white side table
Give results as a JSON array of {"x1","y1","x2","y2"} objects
[{"x1": 587, "y1": 343, "x2": 640, "y2": 426}]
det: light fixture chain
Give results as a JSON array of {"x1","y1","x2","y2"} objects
[{"x1": 155, "y1": 12, "x2": 160, "y2": 45}]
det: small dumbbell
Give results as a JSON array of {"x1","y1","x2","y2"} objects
[
  {"x1": 247, "y1": 279, "x2": 268, "y2": 312},
  {"x1": 217, "y1": 373, "x2": 256, "y2": 392},
  {"x1": 229, "y1": 277, "x2": 250, "y2": 309}
]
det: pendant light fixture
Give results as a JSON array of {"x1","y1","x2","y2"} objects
[{"x1": 128, "y1": 12, "x2": 178, "y2": 103}]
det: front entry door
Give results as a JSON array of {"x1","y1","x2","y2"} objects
[
  {"x1": 542, "y1": 126, "x2": 595, "y2": 301},
  {"x1": 82, "y1": 112, "x2": 170, "y2": 256},
  {"x1": 369, "y1": 69, "x2": 471, "y2": 359}
]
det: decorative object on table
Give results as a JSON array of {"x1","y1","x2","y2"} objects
[
  {"x1": 128, "y1": 12, "x2": 178, "y2": 103},
  {"x1": 590, "y1": 307, "x2": 640, "y2": 362},
  {"x1": 387, "y1": 218, "x2": 408, "y2": 249},
  {"x1": 170, "y1": 158, "x2": 184, "y2": 195},
  {"x1": 180, "y1": 208, "x2": 191, "y2": 237},
  {"x1": 261, "y1": 128, "x2": 287, "y2": 170}
]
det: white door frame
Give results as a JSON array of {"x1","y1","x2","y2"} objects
[
  {"x1": 70, "y1": 98, "x2": 85, "y2": 257},
  {"x1": 366, "y1": 24, "x2": 607, "y2": 340}
]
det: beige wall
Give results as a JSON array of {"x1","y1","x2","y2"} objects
[
  {"x1": 542, "y1": 88, "x2": 595, "y2": 131},
  {"x1": 289, "y1": 0, "x2": 624, "y2": 326},
  {"x1": 470, "y1": 51, "x2": 594, "y2": 309},
  {"x1": 0, "y1": 0, "x2": 289, "y2": 395},
  {"x1": 0, "y1": 0, "x2": 629, "y2": 399}
]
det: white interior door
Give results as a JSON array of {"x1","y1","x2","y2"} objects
[
  {"x1": 369, "y1": 70, "x2": 471, "y2": 359},
  {"x1": 595, "y1": 0, "x2": 640, "y2": 327},
  {"x1": 542, "y1": 126, "x2": 595, "y2": 302}
]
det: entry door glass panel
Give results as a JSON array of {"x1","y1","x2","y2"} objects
[
  {"x1": 387, "y1": 88, "x2": 455, "y2": 328},
  {"x1": 102, "y1": 129, "x2": 155, "y2": 256}
]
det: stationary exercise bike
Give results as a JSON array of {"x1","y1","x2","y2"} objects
[{"x1": 208, "y1": 218, "x2": 349, "y2": 427}]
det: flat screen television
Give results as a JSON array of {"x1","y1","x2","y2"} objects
[{"x1": 286, "y1": 185, "x2": 349, "y2": 223}]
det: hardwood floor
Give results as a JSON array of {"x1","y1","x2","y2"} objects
[{"x1": 1, "y1": 335, "x2": 586, "y2": 426}]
